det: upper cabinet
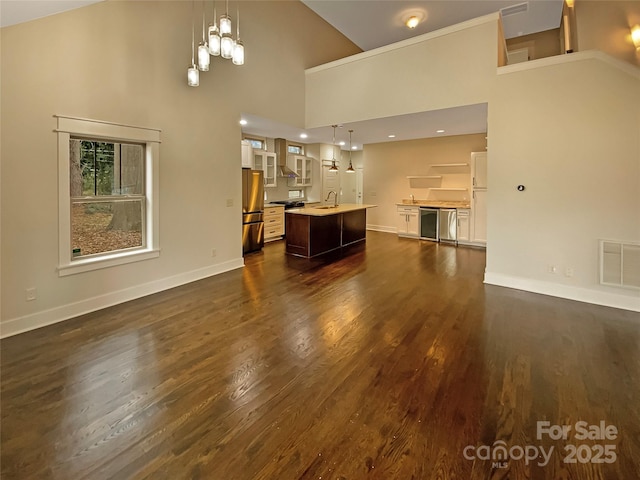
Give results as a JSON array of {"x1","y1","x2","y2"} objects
[
  {"x1": 254, "y1": 151, "x2": 277, "y2": 188},
  {"x1": 471, "y1": 152, "x2": 487, "y2": 189},
  {"x1": 241, "y1": 140, "x2": 253, "y2": 168},
  {"x1": 288, "y1": 155, "x2": 313, "y2": 186}
]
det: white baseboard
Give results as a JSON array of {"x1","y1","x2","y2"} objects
[
  {"x1": 0, "y1": 258, "x2": 245, "y2": 338},
  {"x1": 484, "y1": 272, "x2": 640, "y2": 312},
  {"x1": 367, "y1": 224, "x2": 396, "y2": 234}
]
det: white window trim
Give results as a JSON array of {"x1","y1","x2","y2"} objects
[{"x1": 56, "y1": 115, "x2": 161, "y2": 276}]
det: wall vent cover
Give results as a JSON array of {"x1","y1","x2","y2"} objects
[
  {"x1": 501, "y1": 2, "x2": 529, "y2": 17},
  {"x1": 600, "y1": 240, "x2": 640, "y2": 289}
]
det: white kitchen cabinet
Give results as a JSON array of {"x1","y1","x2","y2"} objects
[
  {"x1": 264, "y1": 205, "x2": 284, "y2": 241},
  {"x1": 288, "y1": 155, "x2": 312, "y2": 186},
  {"x1": 241, "y1": 141, "x2": 253, "y2": 168},
  {"x1": 471, "y1": 152, "x2": 487, "y2": 189},
  {"x1": 253, "y1": 151, "x2": 277, "y2": 187},
  {"x1": 471, "y1": 189, "x2": 487, "y2": 244},
  {"x1": 397, "y1": 206, "x2": 419, "y2": 238},
  {"x1": 457, "y1": 208, "x2": 470, "y2": 242}
]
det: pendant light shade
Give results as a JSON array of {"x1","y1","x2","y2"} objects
[
  {"x1": 208, "y1": 26, "x2": 221, "y2": 55},
  {"x1": 208, "y1": 3, "x2": 220, "y2": 56},
  {"x1": 197, "y1": 1, "x2": 209, "y2": 71},
  {"x1": 220, "y1": 34, "x2": 234, "y2": 59},
  {"x1": 346, "y1": 129, "x2": 355, "y2": 173},
  {"x1": 219, "y1": 14, "x2": 232, "y2": 35},
  {"x1": 188, "y1": 65, "x2": 200, "y2": 86},
  {"x1": 187, "y1": 1, "x2": 199, "y2": 86},
  {"x1": 232, "y1": 8, "x2": 244, "y2": 65},
  {"x1": 329, "y1": 125, "x2": 339, "y2": 172},
  {"x1": 232, "y1": 40, "x2": 244, "y2": 65},
  {"x1": 198, "y1": 44, "x2": 210, "y2": 71}
]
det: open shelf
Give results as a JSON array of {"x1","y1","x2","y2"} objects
[
  {"x1": 406, "y1": 175, "x2": 442, "y2": 179},
  {"x1": 430, "y1": 163, "x2": 469, "y2": 167},
  {"x1": 429, "y1": 187, "x2": 468, "y2": 191}
]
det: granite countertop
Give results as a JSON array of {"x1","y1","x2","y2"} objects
[
  {"x1": 286, "y1": 203, "x2": 377, "y2": 217},
  {"x1": 397, "y1": 199, "x2": 471, "y2": 209}
]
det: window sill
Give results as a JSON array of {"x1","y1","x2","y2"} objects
[{"x1": 58, "y1": 249, "x2": 160, "y2": 277}]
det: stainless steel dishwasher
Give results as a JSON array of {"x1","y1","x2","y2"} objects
[{"x1": 439, "y1": 208, "x2": 457, "y2": 243}]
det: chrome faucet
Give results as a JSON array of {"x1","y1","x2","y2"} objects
[
  {"x1": 410, "y1": 194, "x2": 415, "y2": 203},
  {"x1": 326, "y1": 190, "x2": 338, "y2": 207}
]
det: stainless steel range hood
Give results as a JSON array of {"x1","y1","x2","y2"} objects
[{"x1": 275, "y1": 138, "x2": 300, "y2": 178}]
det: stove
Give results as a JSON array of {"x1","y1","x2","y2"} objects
[{"x1": 271, "y1": 200, "x2": 305, "y2": 210}]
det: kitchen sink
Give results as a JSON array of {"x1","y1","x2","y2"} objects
[{"x1": 315, "y1": 205, "x2": 339, "y2": 209}]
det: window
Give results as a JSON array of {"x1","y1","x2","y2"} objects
[
  {"x1": 288, "y1": 189, "x2": 305, "y2": 199},
  {"x1": 243, "y1": 136, "x2": 265, "y2": 150},
  {"x1": 56, "y1": 116, "x2": 160, "y2": 276},
  {"x1": 287, "y1": 144, "x2": 304, "y2": 155}
]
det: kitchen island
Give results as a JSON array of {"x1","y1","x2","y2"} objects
[{"x1": 285, "y1": 204, "x2": 376, "y2": 258}]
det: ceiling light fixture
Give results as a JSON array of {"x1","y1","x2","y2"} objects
[
  {"x1": 232, "y1": 6, "x2": 244, "y2": 65},
  {"x1": 346, "y1": 130, "x2": 355, "y2": 173},
  {"x1": 329, "y1": 125, "x2": 339, "y2": 172},
  {"x1": 189, "y1": 0, "x2": 246, "y2": 86},
  {"x1": 388, "y1": 134, "x2": 396, "y2": 138},
  {"x1": 632, "y1": 25, "x2": 640, "y2": 50},
  {"x1": 436, "y1": 129, "x2": 445, "y2": 133},
  {"x1": 208, "y1": 2, "x2": 221, "y2": 56},
  {"x1": 197, "y1": 1, "x2": 210, "y2": 71},
  {"x1": 300, "y1": 133, "x2": 308, "y2": 139},
  {"x1": 406, "y1": 16, "x2": 420, "y2": 29},
  {"x1": 187, "y1": 1, "x2": 199, "y2": 87},
  {"x1": 239, "y1": 119, "x2": 248, "y2": 126}
]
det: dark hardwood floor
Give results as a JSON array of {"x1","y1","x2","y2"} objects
[{"x1": 2, "y1": 231, "x2": 639, "y2": 479}]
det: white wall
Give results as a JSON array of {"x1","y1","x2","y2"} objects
[
  {"x1": 0, "y1": 0, "x2": 360, "y2": 336},
  {"x1": 486, "y1": 53, "x2": 640, "y2": 310},
  {"x1": 362, "y1": 135, "x2": 486, "y2": 231},
  {"x1": 305, "y1": 14, "x2": 500, "y2": 128},
  {"x1": 305, "y1": 13, "x2": 640, "y2": 311}
]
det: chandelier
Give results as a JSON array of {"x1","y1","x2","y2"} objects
[{"x1": 188, "y1": 0, "x2": 244, "y2": 87}]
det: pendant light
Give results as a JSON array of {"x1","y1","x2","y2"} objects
[
  {"x1": 329, "y1": 125, "x2": 339, "y2": 172},
  {"x1": 220, "y1": 0, "x2": 233, "y2": 59},
  {"x1": 208, "y1": 3, "x2": 221, "y2": 56},
  {"x1": 232, "y1": 6, "x2": 244, "y2": 65},
  {"x1": 197, "y1": 0, "x2": 210, "y2": 71},
  {"x1": 187, "y1": 1, "x2": 199, "y2": 86},
  {"x1": 346, "y1": 129, "x2": 355, "y2": 173}
]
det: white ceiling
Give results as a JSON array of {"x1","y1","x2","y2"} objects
[
  {"x1": 302, "y1": 0, "x2": 564, "y2": 51},
  {"x1": 242, "y1": 104, "x2": 488, "y2": 151},
  {"x1": 0, "y1": 0, "x2": 104, "y2": 28},
  {"x1": 1, "y1": 0, "x2": 561, "y2": 149}
]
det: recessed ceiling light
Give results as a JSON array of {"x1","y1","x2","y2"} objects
[
  {"x1": 406, "y1": 16, "x2": 420, "y2": 29},
  {"x1": 239, "y1": 119, "x2": 247, "y2": 126},
  {"x1": 436, "y1": 129, "x2": 445, "y2": 133},
  {"x1": 300, "y1": 133, "x2": 308, "y2": 139},
  {"x1": 388, "y1": 134, "x2": 396, "y2": 138},
  {"x1": 339, "y1": 141, "x2": 346, "y2": 146},
  {"x1": 352, "y1": 146, "x2": 358, "y2": 150}
]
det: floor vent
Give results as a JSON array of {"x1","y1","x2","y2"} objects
[
  {"x1": 600, "y1": 240, "x2": 640, "y2": 289},
  {"x1": 501, "y1": 2, "x2": 529, "y2": 17}
]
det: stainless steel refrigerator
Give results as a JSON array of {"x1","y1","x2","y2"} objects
[{"x1": 242, "y1": 168, "x2": 264, "y2": 255}]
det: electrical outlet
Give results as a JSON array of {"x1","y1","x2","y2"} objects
[
  {"x1": 565, "y1": 267, "x2": 574, "y2": 277},
  {"x1": 212, "y1": 248, "x2": 217, "y2": 257},
  {"x1": 547, "y1": 265, "x2": 557, "y2": 274},
  {"x1": 26, "y1": 288, "x2": 37, "y2": 301},
  {"x1": 226, "y1": 199, "x2": 233, "y2": 207}
]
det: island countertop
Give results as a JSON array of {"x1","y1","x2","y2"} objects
[{"x1": 286, "y1": 203, "x2": 377, "y2": 216}]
